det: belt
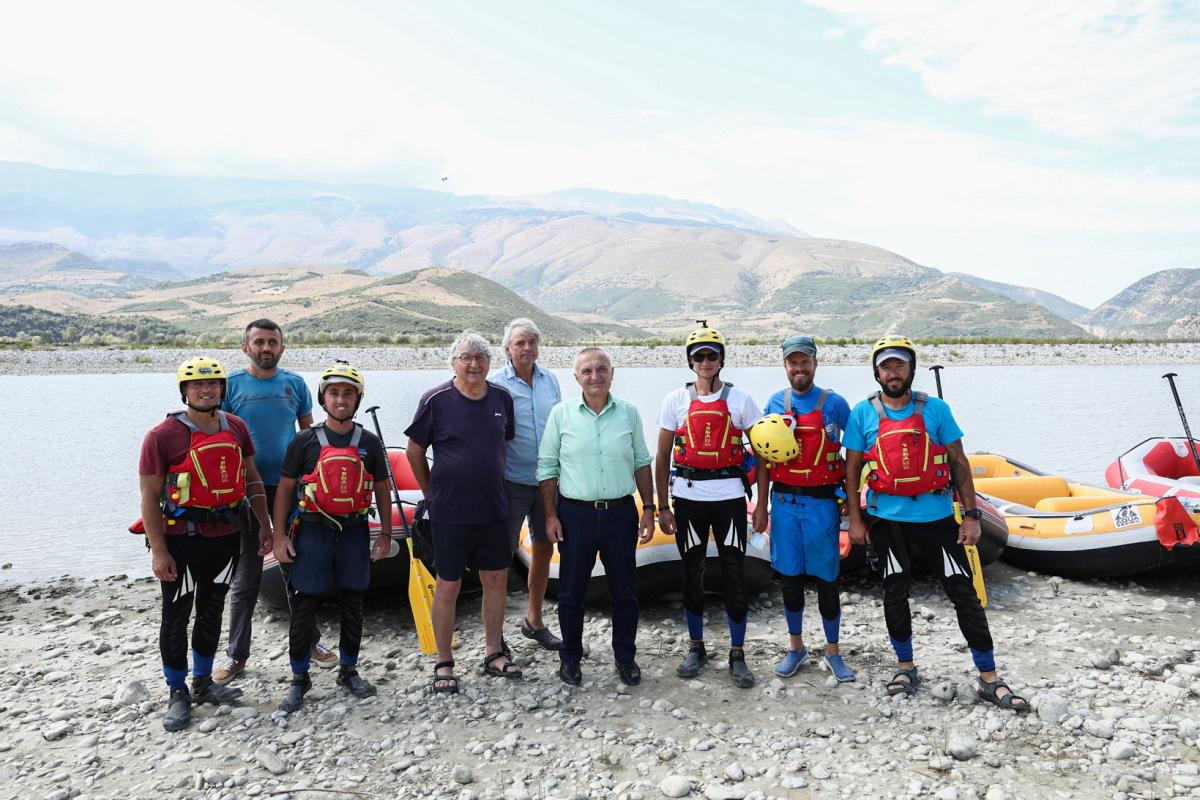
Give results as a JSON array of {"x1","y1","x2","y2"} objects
[
  {"x1": 560, "y1": 495, "x2": 633, "y2": 510},
  {"x1": 772, "y1": 483, "x2": 839, "y2": 499}
]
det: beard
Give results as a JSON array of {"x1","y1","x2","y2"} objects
[
  {"x1": 788, "y1": 375, "x2": 814, "y2": 394},
  {"x1": 878, "y1": 373, "x2": 914, "y2": 399},
  {"x1": 249, "y1": 351, "x2": 277, "y2": 370}
]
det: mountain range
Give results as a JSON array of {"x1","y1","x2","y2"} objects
[{"x1": 0, "y1": 161, "x2": 1195, "y2": 340}]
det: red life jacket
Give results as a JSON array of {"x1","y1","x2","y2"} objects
[
  {"x1": 162, "y1": 411, "x2": 246, "y2": 514},
  {"x1": 673, "y1": 382, "x2": 745, "y2": 476},
  {"x1": 769, "y1": 389, "x2": 846, "y2": 487},
  {"x1": 299, "y1": 424, "x2": 374, "y2": 517},
  {"x1": 865, "y1": 392, "x2": 950, "y2": 496}
]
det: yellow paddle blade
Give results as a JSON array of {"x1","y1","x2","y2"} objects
[
  {"x1": 964, "y1": 544, "x2": 988, "y2": 608},
  {"x1": 406, "y1": 538, "x2": 438, "y2": 655}
]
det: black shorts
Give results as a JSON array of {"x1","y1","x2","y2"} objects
[{"x1": 432, "y1": 518, "x2": 511, "y2": 581}]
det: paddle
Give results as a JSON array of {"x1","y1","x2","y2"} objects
[
  {"x1": 1162, "y1": 373, "x2": 1200, "y2": 477},
  {"x1": 926, "y1": 365, "x2": 988, "y2": 608},
  {"x1": 365, "y1": 405, "x2": 438, "y2": 655}
]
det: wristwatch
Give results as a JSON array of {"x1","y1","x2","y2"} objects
[
  {"x1": 642, "y1": 503, "x2": 657, "y2": 513},
  {"x1": 962, "y1": 508, "x2": 983, "y2": 521}
]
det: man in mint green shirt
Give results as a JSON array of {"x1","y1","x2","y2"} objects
[{"x1": 538, "y1": 347, "x2": 656, "y2": 687}]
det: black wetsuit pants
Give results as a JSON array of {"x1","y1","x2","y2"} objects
[
  {"x1": 868, "y1": 515, "x2": 993, "y2": 654},
  {"x1": 780, "y1": 574, "x2": 840, "y2": 627},
  {"x1": 159, "y1": 533, "x2": 240, "y2": 683},
  {"x1": 672, "y1": 496, "x2": 748, "y2": 623},
  {"x1": 287, "y1": 589, "x2": 364, "y2": 674}
]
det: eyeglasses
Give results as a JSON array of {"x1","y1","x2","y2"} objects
[
  {"x1": 690, "y1": 351, "x2": 721, "y2": 362},
  {"x1": 456, "y1": 354, "x2": 490, "y2": 364}
]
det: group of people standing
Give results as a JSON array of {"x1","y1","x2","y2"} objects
[{"x1": 138, "y1": 317, "x2": 1028, "y2": 732}]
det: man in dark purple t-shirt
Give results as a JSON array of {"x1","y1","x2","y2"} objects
[{"x1": 406, "y1": 331, "x2": 518, "y2": 692}]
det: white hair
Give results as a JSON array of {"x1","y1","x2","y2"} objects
[
  {"x1": 502, "y1": 317, "x2": 542, "y2": 353},
  {"x1": 447, "y1": 330, "x2": 492, "y2": 368}
]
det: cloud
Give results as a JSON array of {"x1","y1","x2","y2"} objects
[{"x1": 807, "y1": 1, "x2": 1200, "y2": 140}]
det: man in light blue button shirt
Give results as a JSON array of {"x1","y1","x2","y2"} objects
[
  {"x1": 495, "y1": 318, "x2": 563, "y2": 650},
  {"x1": 538, "y1": 347, "x2": 656, "y2": 687}
]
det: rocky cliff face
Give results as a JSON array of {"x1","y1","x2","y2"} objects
[{"x1": 1076, "y1": 269, "x2": 1200, "y2": 338}]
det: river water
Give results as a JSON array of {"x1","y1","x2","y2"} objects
[{"x1": 3, "y1": 364, "x2": 1198, "y2": 583}]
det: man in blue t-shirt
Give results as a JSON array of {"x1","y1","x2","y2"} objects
[
  {"x1": 843, "y1": 336, "x2": 1027, "y2": 713},
  {"x1": 752, "y1": 335, "x2": 855, "y2": 683},
  {"x1": 213, "y1": 320, "x2": 330, "y2": 684}
]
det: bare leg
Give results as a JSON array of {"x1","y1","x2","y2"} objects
[
  {"x1": 432, "y1": 577, "x2": 461, "y2": 667},
  {"x1": 479, "y1": 569, "x2": 511, "y2": 667}
]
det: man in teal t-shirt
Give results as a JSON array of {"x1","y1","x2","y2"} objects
[
  {"x1": 212, "y1": 320, "x2": 327, "y2": 684},
  {"x1": 843, "y1": 336, "x2": 1028, "y2": 713}
]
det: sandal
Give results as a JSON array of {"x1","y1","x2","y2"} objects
[
  {"x1": 431, "y1": 660, "x2": 459, "y2": 694},
  {"x1": 520, "y1": 618, "x2": 563, "y2": 651},
  {"x1": 482, "y1": 651, "x2": 523, "y2": 679},
  {"x1": 886, "y1": 667, "x2": 921, "y2": 697},
  {"x1": 977, "y1": 676, "x2": 1029, "y2": 713}
]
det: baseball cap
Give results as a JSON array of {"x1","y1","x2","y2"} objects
[
  {"x1": 781, "y1": 335, "x2": 817, "y2": 358},
  {"x1": 874, "y1": 347, "x2": 913, "y2": 366}
]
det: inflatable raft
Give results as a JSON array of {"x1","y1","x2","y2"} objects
[
  {"x1": 1106, "y1": 437, "x2": 1200, "y2": 500},
  {"x1": 969, "y1": 453, "x2": 1200, "y2": 578}
]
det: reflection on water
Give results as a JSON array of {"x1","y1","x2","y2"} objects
[{"x1": 3, "y1": 364, "x2": 1197, "y2": 583}]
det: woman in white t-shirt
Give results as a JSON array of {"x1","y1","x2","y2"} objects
[{"x1": 653, "y1": 324, "x2": 762, "y2": 689}]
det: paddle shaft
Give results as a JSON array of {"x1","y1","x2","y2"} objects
[
  {"x1": 364, "y1": 405, "x2": 413, "y2": 541},
  {"x1": 1162, "y1": 373, "x2": 1200, "y2": 475}
]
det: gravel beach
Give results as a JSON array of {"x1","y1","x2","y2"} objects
[
  {"x1": 1, "y1": 342, "x2": 1199, "y2": 375},
  {"x1": 1, "y1": 564, "x2": 1197, "y2": 800}
]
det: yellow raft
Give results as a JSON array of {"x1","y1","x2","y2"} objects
[{"x1": 969, "y1": 453, "x2": 1200, "y2": 578}]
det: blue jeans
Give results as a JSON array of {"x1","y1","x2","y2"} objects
[{"x1": 556, "y1": 498, "x2": 639, "y2": 664}]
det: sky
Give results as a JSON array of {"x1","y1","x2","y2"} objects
[{"x1": 2, "y1": 1, "x2": 1198, "y2": 307}]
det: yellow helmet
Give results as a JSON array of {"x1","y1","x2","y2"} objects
[
  {"x1": 685, "y1": 320, "x2": 726, "y2": 363},
  {"x1": 176, "y1": 356, "x2": 227, "y2": 401},
  {"x1": 319, "y1": 361, "x2": 365, "y2": 414},
  {"x1": 870, "y1": 335, "x2": 916, "y2": 370},
  {"x1": 748, "y1": 414, "x2": 800, "y2": 464}
]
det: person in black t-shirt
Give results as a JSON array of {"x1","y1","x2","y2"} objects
[{"x1": 271, "y1": 362, "x2": 392, "y2": 713}]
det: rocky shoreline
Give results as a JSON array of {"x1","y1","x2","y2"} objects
[
  {"x1": 1, "y1": 564, "x2": 1197, "y2": 800},
  {"x1": 1, "y1": 342, "x2": 1199, "y2": 375}
]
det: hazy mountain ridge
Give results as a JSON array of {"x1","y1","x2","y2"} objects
[
  {"x1": 0, "y1": 160, "x2": 1170, "y2": 339},
  {"x1": 0, "y1": 262, "x2": 640, "y2": 344},
  {"x1": 1075, "y1": 268, "x2": 1200, "y2": 338},
  {"x1": 950, "y1": 272, "x2": 1089, "y2": 321}
]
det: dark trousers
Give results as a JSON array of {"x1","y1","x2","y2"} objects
[
  {"x1": 224, "y1": 485, "x2": 319, "y2": 661},
  {"x1": 556, "y1": 499, "x2": 639, "y2": 664},
  {"x1": 159, "y1": 533, "x2": 240, "y2": 687}
]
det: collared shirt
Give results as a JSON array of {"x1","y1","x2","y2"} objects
[
  {"x1": 495, "y1": 362, "x2": 562, "y2": 485},
  {"x1": 537, "y1": 393, "x2": 652, "y2": 501}
]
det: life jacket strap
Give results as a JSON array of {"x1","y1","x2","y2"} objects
[{"x1": 686, "y1": 381, "x2": 732, "y2": 402}]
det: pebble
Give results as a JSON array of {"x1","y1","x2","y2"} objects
[
  {"x1": 946, "y1": 733, "x2": 978, "y2": 761},
  {"x1": 1084, "y1": 719, "x2": 1115, "y2": 739},
  {"x1": 703, "y1": 784, "x2": 745, "y2": 800},
  {"x1": 659, "y1": 776, "x2": 692, "y2": 798},
  {"x1": 1035, "y1": 693, "x2": 1069, "y2": 723},
  {"x1": 42, "y1": 671, "x2": 68, "y2": 683},
  {"x1": 254, "y1": 748, "x2": 288, "y2": 775},
  {"x1": 452, "y1": 765, "x2": 474, "y2": 784},
  {"x1": 115, "y1": 680, "x2": 151, "y2": 705},
  {"x1": 1108, "y1": 740, "x2": 1137, "y2": 760}
]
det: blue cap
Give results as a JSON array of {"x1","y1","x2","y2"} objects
[{"x1": 781, "y1": 335, "x2": 817, "y2": 358}]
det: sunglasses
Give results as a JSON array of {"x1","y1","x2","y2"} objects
[{"x1": 690, "y1": 351, "x2": 721, "y2": 362}]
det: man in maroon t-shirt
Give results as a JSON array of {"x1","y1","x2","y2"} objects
[
  {"x1": 406, "y1": 331, "x2": 517, "y2": 693},
  {"x1": 138, "y1": 356, "x2": 273, "y2": 732}
]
